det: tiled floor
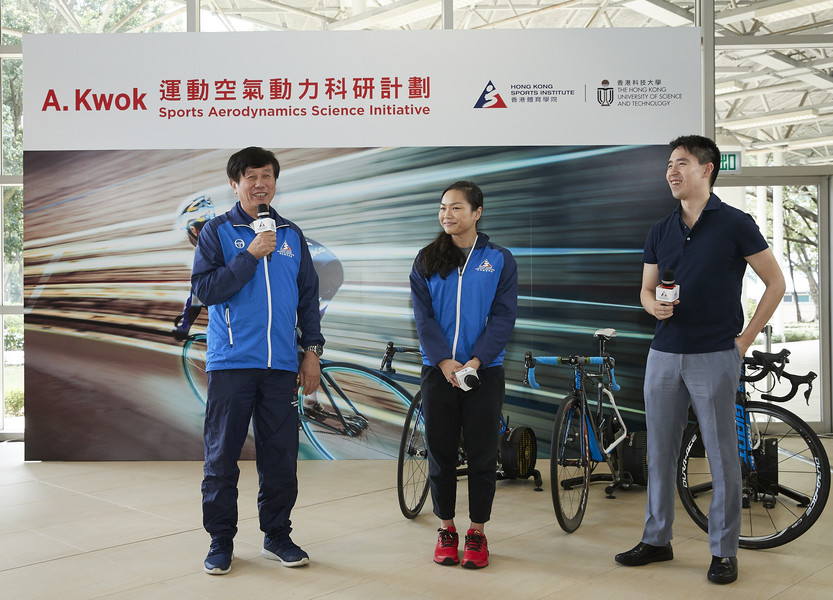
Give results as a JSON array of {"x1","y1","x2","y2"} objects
[{"x1": 1, "y1": 438, "x2": 832, "y2": 599}]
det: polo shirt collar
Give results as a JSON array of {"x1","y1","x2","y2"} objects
[
  {"x1": 673, "y1": 192, "x2": 721, "y2": 230},
  {"x1": 673, "y1": 192, "x2": 721, "y2": 216}
]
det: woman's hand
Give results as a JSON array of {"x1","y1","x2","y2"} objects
[{"x1": 438, "y1": 358, "x2": 465, "y2": 388}]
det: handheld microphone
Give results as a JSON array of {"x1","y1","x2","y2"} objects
[
  {"x1": 455, "y1": 366, "x2": 481, "y2": 392},
  {"x1": 656, "y1": 269, "x2": 680, "y2": 302},
  {"x1": 254, "y1": 203, "x2": 276, "y2": 261}
]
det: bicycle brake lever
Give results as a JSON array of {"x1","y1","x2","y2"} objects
[
  {"x1": 380, "y1": 341, "x2": 395, "y2": 373},
  {"x1": 803, "y1": 372, "x2": 817, "y2": 405},
  {"x1": 523, "y1": 352, "x2": 536, "y2": 387}
]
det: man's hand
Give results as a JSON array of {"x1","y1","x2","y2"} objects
[
  {"x1": 247, "y1": 231, "x2": 277, "y2": 260},
  {"x1": 298, "y1": 352, "x2": 321, "y2": 394},
  {"x1": 652, "y1": 299, "x2": 680, "y2": 321},
  {"x1": 735, "y1": 336, "x2": 753, "y2": 359}
]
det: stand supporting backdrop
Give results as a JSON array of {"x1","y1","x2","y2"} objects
[{"x1": 22, "y1": 30, "x2": 701, "y2": 460}]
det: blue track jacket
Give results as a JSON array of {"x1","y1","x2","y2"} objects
[
  {"x1": 191, "y1": 202, "x2": 323, "y2": 373},
  {"x1": 410, "y1": 233, "x2": 518, "y2": 368}
]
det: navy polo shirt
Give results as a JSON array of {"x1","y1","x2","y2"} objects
[{"x1": 643, "y1": 193, "x2": 769, "y2": 354}]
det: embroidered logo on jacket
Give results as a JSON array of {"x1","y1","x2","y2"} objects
[
  {"x1": 277, "y1": 241, "x2": 295, "y2": 257},
  {"x1": 234, "y1": 239, "x2": 245, "y2": 249},
  {"x1": 475, "y1": 259, "x2": 495, "y2": 272}
]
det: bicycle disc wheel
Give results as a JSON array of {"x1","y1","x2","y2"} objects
[
  {"x1": 397, "y1": 392, "x2": 430, "y2": 519},
  {"x1": 551, "y1": 394, "x2": 590, "y2": 533},
  {"x1": 182, "y1": 334, "x2": 207, "y2": 405},
  {"x1": 677, "y1": 401, "x2": 830, "y2": 549},
  {"x1": 299, "y1": 363, "x2": 413, "y2": 459}
]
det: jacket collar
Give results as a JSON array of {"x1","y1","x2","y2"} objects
[{"x1": 229, "y1": 202, "x2": 287, "y2": 227}]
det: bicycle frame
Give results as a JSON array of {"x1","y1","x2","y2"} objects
[
  {"x1": 525, "y1": 337, "x2": 625, "y2": 472},
  {"x1": 685, "y1": 350, "x2": 819, "y2": 507},
  {"x1": 677, "y1": 347, "x2": 829, "y2": 549}
]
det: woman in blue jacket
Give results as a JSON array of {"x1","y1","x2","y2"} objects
[{"x1": 409, "y1": 181, "x2": 518, "y2": 570}]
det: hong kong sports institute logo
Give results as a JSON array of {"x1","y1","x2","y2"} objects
[{"x1": 474, "y1": 81, "x2": 507, "y2": 109}]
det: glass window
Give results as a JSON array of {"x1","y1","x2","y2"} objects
[
  {"x1": 2, "y1": 58, "x2": 23, "y2": 176},
  {"x1": 749, "y1": 184, "x2": 821, "y2": 423},
  {"x1": 3, "y1": 314, "x2": 24, "y2": 431},
  {"x1": 0, "y1": 0, "x2": 186, "y2": 36},
  {"x1": 3, "y1": 186, "x2": 23, "y2": 306}
]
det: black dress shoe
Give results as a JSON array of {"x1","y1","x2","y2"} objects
[
  {"x1": 614, "y1": 542, "x2": 674, "y2": 566},
  {"x1": 707, "y1": 555, "x2": 738, "y2": 584}
]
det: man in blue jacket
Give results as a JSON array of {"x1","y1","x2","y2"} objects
[{"x1": 192, "y1": 147, "x2": 324, "y2": 575}]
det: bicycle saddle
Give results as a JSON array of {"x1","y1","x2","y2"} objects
[{"x1": 594, "y1": 328, "x2": 617, "y2": 340}]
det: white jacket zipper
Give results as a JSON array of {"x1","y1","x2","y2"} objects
[
  {"x1": 264, "y1": 256, "x2": 273, "y2": 368},
  {"x1": 451, "y1": 244, "x2": 476, "y2": 361},
  {"x1": 225, "y1": 306, "x2": 234, "y2": 347}
]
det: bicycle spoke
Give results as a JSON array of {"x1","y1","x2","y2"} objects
[
  {"x1": 397, "y1": 393, "x2": 430, "y2": 519},
  {"x1": 678, "y1": 402, "x2": 830, "y2": 549},
  {"x1": 300, "y1": 364, "x2": 412, "y2": 459},
  {"x1": 551, "y1": 395, "x2": 590, "y2": 533}
]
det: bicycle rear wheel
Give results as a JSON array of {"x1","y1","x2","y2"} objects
[
  {"x1": 300, "y1": 363, "x2": 413, "y2": 459},
  {"x1": 677, "y1": 401, "x2": 830, "y2": 549},
  {"x1": 551, "y1": 394, "x2": 590, "y2": 533},
  {"x1": 182, "y1": 334, "x2": 207, "y2": 404},
  {"x1": 397, "y1": 392, "x2": 430, "y2": 519}
]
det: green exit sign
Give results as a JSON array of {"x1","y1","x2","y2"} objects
[{"x1": 720, "y1": 151, "x2": 741, "y2": 173}]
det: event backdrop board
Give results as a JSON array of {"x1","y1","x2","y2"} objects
[{"x1": 22, "y1": 31, "x2": 701, "y2": 460}]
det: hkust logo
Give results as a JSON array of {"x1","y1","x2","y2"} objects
[
  {"x1": 41, "y1": 88, "x2": 148, "y2": 112},
  {"x1": 597, "y1": 80, "x2": 614, "y2": 107},
  {"x1": 474, "y1": 81, "x2": 507, "y2": 109},
  {"x1": 475, "y1": 259, "x2": 495, "y2": 273}
]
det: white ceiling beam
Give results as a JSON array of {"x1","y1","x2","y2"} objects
[
  {"x1": 717, "y1": 34, "x2": 833, "y2": 49},
  {"x1": 622, "y1": 0, "x2": 692, "y2": 26}
]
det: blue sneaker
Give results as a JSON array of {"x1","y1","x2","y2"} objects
[
  {"x1": 262, "y1": 535, "x2": 310, "y2": 567},
  {"x1": 204, "y1": 538, "x2": 233, "y2": 575}
]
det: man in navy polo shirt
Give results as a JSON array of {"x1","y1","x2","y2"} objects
[{"x1": 614, "y1": 135, "x2": 785, "y2": 584}]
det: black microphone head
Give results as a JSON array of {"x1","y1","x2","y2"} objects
[
  {"x1": 257, "y1": 203, "x2": 270, "y2": 218},
  {"x1": 464, "y1": 374, "x2": 480, "y2": 391},
  {"x1": 661, "y1": 269, "x2": 675, "y2": 286}
]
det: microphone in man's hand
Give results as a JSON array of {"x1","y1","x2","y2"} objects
[
  {"x1": 253, "y1": 203, "x2": 276, "y2": 261},
  {"x1": 656, "y1": 269, "x2": 680, "y2": 302},
  {"x1": 655, "y1": 269, "x2": 679, "y2": 326}
]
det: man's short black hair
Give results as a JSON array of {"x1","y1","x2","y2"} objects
[
  {"x1": 669, "y1": 135, "x2": 720, "y2": 187},
  {"x1": 226, "y1": 147, "x2": 281, "y2": 182}
]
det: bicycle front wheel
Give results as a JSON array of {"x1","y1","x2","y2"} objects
[
  {"x1": 551, "y1": 394, "x2": 590, "y2": 533},
  {"x1": 397, "y1": 392, "x2": 430, "y2": 519},
  {"x1": 182, "y1": 334, "x2": 207, "y2": 405},
  {"x1": 300, "y1": 363, "x2": 413, "y2": 459},
  {"x1": 677, "y1": 401, "x2": 830, "y2": 549}
]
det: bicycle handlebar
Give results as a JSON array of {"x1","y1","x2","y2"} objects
[
  {"x1": 523, "y1": 352, "x2": 620, "y2": 392},
  {"x1": 742, "y1": 348, "x2": 817, "y2": 404},
  {"x1": 742, "y1": 348, "x2": 790, "y2": 382}
]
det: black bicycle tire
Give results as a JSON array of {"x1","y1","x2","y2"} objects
[
  {"x1": 551, "y1": 394, "x2": 590, "y2": 533},
  {"x1": 677, "y1": 401, "x2": 830, "y2": 549},
  {"x1": 182, "y1": 333, "x2": 208, "y2": 405},
  {"x1": 397, "y1": 392, "x2": 430, "y2": 519},
  {"x1": 300, "y1": 362, "x2": 413, "y2": 460}
]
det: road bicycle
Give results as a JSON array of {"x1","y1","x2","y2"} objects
[
  {"x1": 523, "y1": 328, "x2": 648, "y2": 533},
  {"x1": 384, "y1": 342, "x2": 542, "y2": 520},
  {"x1": 182, "y1": 333, "x2": 413, "y2": 459},
  {"x1": 677, "y1": 347, "x2": 830, "y2": 549}
]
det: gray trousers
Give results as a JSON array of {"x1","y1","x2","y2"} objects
[{"x1": 641, "y1": 346, "x2": 742, "y2": 557}]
